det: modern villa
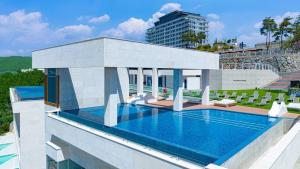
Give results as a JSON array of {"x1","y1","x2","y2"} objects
[{"x1": 8, "y1": 37, "x2": 300, "y2": 169}]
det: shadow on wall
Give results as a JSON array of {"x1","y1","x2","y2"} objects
[{"x1": 59, "y1": 68, "x2": 79, "y2": 110}]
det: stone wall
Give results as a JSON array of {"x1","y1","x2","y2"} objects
[{"x1": 220, "y1": 49, "x2": 300, "y2": 72}]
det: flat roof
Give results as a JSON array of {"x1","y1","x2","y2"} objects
[{"x1": 32, "y1": 37, "x2": 219, "y2": 70}]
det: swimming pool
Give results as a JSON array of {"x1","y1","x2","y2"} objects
[
  {"x1": 0, "y1": 154, "x2": 16, "y2": 165},
  {"x1": 15, "y1": 86, "x2": 44, "y2": 101},
  {"x1": 58, "y1": 104, "x2": 279, "y2": 166}
]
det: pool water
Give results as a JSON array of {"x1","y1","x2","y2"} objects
[
  {"x1": 15, "y1": 86, "x2": 44, "y2": 101},
  {"x1": 0, "y1": 143, "x2": 11, "y2": 151},
  {"x1": 0, "y1": 154, "x2": 16, "y2": 165},
  {"x1": 59, "y1": 104, "x2": 279, "y2": 166}
]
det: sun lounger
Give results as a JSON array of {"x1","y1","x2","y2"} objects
[
  {"x1": 214, "y1": 99, "x2": 236, "y2": 107},
  {"x1": 236, "y1": 96, "x2": 242, "y2": 103},
  {"x1": 287, "y1": 103, "x2": 300, "y2": 110},
  {"x1": 245, "y1": 97, "x2": 254, "y2": 104},
  {"x1": 230, "y1": 92, "x2": 237, "y2": 98},
  {"x1": 288, "y1": 94, "x2": 296, "y2": 102},
  {"x1": 257, "y1": 99, "x2": 267, "y2": 106}
]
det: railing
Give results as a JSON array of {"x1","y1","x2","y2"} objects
[{"x1": 220, "y1": 62, "x2": 279, "y2": 74}]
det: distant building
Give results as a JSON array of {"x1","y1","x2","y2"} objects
[{"x1": 146, "y1": 10, "x2": 208, "y2": 48}]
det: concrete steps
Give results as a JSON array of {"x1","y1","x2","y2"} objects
[{"x1": 264, "y1": 71, "x2": 300, "y2": 90}]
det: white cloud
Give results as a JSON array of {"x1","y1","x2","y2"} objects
[
  {"x1": 207, "y1": 13, "x2": 220, "y2": 20},
  {"x1": 254, "y1": 11, "x2": 300, "y2": 29},
  {"x1": 101, "y1": 3, "x2": 181, "y2": 40},
  {"x1": 160, "y1": 3, "x2": 181, "y2": 12},
  {"x1": 238, "y1": 32, "x2": 264, "y2": 47},
  {"x1": 55, "y1": 24, "x2": 92, "y2": 39},
  {"x1": 208, "y1": 20, "x2": 225, "y2": 41},
  {"x1": 88, "y1": 14, "x2": 110, "y2": 23},
  {"x1": 0, "y1": 10, "x2": 93, "y2": 56}
]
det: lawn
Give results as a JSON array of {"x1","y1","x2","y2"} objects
[{"x1": 185, "y1": 89, "x2": 300, "y2": 114}]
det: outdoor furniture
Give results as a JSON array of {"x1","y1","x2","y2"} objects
[
  {"x1": 276, "y1": 93, "x2": 285, "y2": 100},
  {"x1": 245, "y1": 97, "x2": 255, "y2": 104},
  {"x1": 241, "y1": 93, "x2": 247, "y2": 99},
  {"x1": 277, "y1": 97, "x2": 284, "y2": 104},
  {"x1": 292, "y1": 97, "x2": 299, "y2": 103},
  {"x1": 288, "y1": 94, "x2": 296, "y2": 102},
  {"x1": 220, "y1": 91, "x2": 227, "y2": 97},
  {"x1": 224, "y1": 94, "x2": 230, "y2": 99},
  {"x1": 287, "y1": 103, "x2": 300, "y2": 111},
  {"x1": 253, "y1": 94, "x2": 259, "y2": 100},
  {"x1": 257, "y1": 99, "x2": 267, "y2": 106},
  {"x1": 265, "y1": 95, "x2": 272, "y2": 102},
  {"x1": 230, "y1": 92, "x2": 237, "y2": 98},
  {"x1": 214, "y1": 99, "x2": 236, "y2": 107},
  {"x1": 236, "y1": 96, "x2": 242, "y2": 103},
  {"x1": 263, "y1": 92, "x2": 271, "y2": 98},
  {"x1": 252, "y1": 91, "x2": 259, "y2": 97}
]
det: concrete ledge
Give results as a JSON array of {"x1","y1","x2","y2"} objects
[
  {"x1": 46, "y1": 141, "x2": 66, "y2": 162},
  {"x1": 250, "y1": 121, "x2": 300, "y2": 169},
  {"x1": 221, "y1": 118, "x2": 293, "y2": 169}
]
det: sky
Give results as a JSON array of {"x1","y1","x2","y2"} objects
[{"x1": 0, "y1": 0, "x2": 299, "y2": 56}]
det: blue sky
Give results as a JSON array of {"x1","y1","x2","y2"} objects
[{"x1": 0, "y1": 0, "x2": 299, "y2": 56}]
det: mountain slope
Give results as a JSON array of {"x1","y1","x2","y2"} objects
[{"x1": 0, "y1": 56, "x2": 31, "y2": 73}]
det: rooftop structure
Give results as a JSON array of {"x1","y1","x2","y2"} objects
[
  {"x1": 146, "y1": 11, "x2": 208, "y2": 48},
  {"x1": 9, "y1": 37, "x2": 300, "y2": 169}
]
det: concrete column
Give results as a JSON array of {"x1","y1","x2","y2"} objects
[
  {"x1": 173, "y1": 69, "x2": 183, "y2": 111},
  {"x1": 152, "y1": 68, "x2": 158, "y2": 99},
  {"x1": 104, "y1": 67, "x2": 118, "y2": 127},
  {"x1": 117, "y1": 68, "x2": 129, "y2": 103},
  {"x1": 201, "y1": 69, "x2": 210, "y2": 105},
  {"x1": 137, "y1": 67, "x2": 143, "y2": 95}
]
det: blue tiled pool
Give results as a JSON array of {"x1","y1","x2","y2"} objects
[
  {"x1": 58, "y1": 104, "x2": 279, "y2": 166},
  {"x1": 15, "y1": 86, "x2": 44, "y2": 101}
]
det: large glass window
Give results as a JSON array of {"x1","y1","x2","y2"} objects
[{"x1": 45, "y1": 68, "x2": 59, "y2": 107}]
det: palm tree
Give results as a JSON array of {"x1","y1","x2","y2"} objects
[
  {"x1": 196, "y1": 32, "x2": 206, "y2": 46},
  {"x1": 260, "y1": 17, "x2": 277, "y2": 51},
  {"x1": 273, "y1": 17, "x2": 293, "y2": 48},
  {"x1": 181, "y1": 31, "x2": 197, "y2": 48}
]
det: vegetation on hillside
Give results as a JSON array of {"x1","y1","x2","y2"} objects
[
  {"x1": 260, "y1": 15, "x2": 300, "y2": 50},
  {"x1": 0, "y1": 56, "x2": 31, "y2": 73},
  {"x1": 0, "y1": 70, "x2": 44, "y2": 134}
]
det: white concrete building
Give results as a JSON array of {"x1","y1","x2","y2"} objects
[
  {"x1": 30, "y1": 37, "x2": 219, "y2": 169},
  {"x1": 8, "y1": 37, "x2": 300, "y2": 169}
]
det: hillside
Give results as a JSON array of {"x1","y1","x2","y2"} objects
[{"x1": 0, "y1": 56, "x2": 32, "y2": 73}]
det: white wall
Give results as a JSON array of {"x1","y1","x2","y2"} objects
[
  {"x1": 210, "y1": 69, "x2": 279, "y2": 90},
  {"x1": 59, "y1": 67, "x2": 104, "y2": 110},
  {"x1": 11, "y1": 100, "x2": 46, "y2": 169}
]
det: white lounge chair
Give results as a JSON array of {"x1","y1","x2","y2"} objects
[
  {"x1": 268, "y1": 101, "x2": 287, "y2": 117},
  {"x1": 214, "y1": 99, "x2": 236, "y2": 107},
  {"x1": 287, "y1": 103, "x2": 300, "y2": 111}
]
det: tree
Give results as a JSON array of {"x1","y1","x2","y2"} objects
[
  {"x1": 273, "y1": 17, "x2": 293, "y2": 48},
  {"x1": 181, "y1": 31, "x2": 197, "y2": 48},
  {"x1": 196, "y1": 32, "x2": 206, "y2": 45},
  {"x1": 260, "y1": 17, "x2": 277, "y2": 51}
]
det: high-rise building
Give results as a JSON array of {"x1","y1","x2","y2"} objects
[{"x1": 146, "y1": 10, "x2": 208, "y2": 48}]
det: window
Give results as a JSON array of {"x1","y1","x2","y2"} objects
[{"x1": 45, "y1": 68, "x2": 59, "y2": 107}]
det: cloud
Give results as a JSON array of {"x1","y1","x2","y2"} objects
[
  {"x1": 238, "y1": 32, "x2": 264, "y2": 47},
  {"x1": 101, "y1": 3, "x2": 181, "y2": 40},
  {"x1": 254, "y1": 11, "x2": 300, "y2": 29},
  {"x1": 208, "y1": 19, "x2": 225, "y2": 41},
  {"x1": 55, "y1": 24, "x2": 93, "y2": 39},
  {"x1": 0, "y1": 10, "x2": 93, "y2": 56},
  {"x1": 88, "y1": 14, "x2": 110, "y2": 23},
  {"x1": 207, "y1": 13, "x2": 220, "y2": 20},
  {"x1": 160, "y1": 3, "x2": 181, "y2": 12}
]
